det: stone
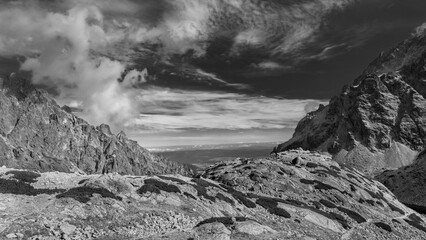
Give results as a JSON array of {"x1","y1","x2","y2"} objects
[
  {"x1": 234, "y1": 220, "x2": 276, "y2": 235},
  {"x1": 6, "y1": 233, "x2": 17, "y2": 239},
  {"x1": 304, "y1": 237, "x2": 316, "y2": 240},
  {"x1": 292, "y1": 157, "x2": 302, "y2": 165},
  {"x1": 60, "y1": 222, "x2": 76, "y2": 235},
  {"x1": 304, "y1": 212, "x2": 343, "y2": 233},
  {"x1": 194, "y1": 222, "x2": 231, "y2": 240}
]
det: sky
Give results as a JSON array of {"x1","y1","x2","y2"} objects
[{"x1": 0, "y1": 0, "x2": 426, "y2": 147}]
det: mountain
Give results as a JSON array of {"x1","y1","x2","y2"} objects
[
  {"x1": 276, "y1": 32, "x2": 426, "y2": 175},
  {"x1": 0, "y1": 74, "x2": 191, "y2": 176},
  {"x1": 2, "y1": 150, "x2": 426, "y2": 239}
]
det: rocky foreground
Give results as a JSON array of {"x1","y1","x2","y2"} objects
[{"x1": 1, "y1": 150, "x2": 425, "y2": 240}]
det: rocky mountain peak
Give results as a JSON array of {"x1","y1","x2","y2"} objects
[
  {"x1": 0, "y1": 73, "x2": 36, "y2": 100},
  {"x1": 0, "y1": 73, "x2": 192, "y2": 176},
  {"x1": 277, "y1": 33, "x2": 426, "y2": 174},
  {"x1": 116, "y1": 130, "x2": 127, "y2": 142},
  {"x1": 97, "y1": 124, "x2": 113, "y2": 136}
]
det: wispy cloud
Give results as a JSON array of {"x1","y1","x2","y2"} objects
[
  {"x1": 125, "y1": 87, "x2": 328, "y2": 132},
  {"x1": 0, "y1": 0, "x2": 361, "y2": 73},
  {"x1": 124, "y1": 0, "x2": 357, "y2": 61},
  {"x1": 254, "y1": 61, "x2": 286, "y2": 70}
]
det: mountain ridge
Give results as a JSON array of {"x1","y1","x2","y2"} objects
[
  {"x1": 276, "y1": 33, "x2": 426, "y2": 174},
  {"x1": 0, "y1": 73, "x2": 192, "y2": 176}
]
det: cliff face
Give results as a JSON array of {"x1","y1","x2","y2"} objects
[
  {"x1": 0, "y1": 75, "x2": 191, "y2": 176},
  {"x1": 376, "y1": 149, "x2": 426, "y2": 214},
  {"x1": 277, "y1": 34, "x2": 426, "y2": 174}
]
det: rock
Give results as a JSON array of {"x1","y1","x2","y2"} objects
[
  {"x1": 61, "y1": 105, "x2": 73, "y2": 113},
  {"x1": 303, "y1": 237, "x2": 316, "y2": 240},
  {"x1": 60, "y1": 222, "x2": 76, "y2": 235},
  {"x1": 292, "y1": 157, "x2": 302, "y2": 165},
  {"x1": 5, "y1": 233, "x2": 16, "y2": 239},
  {"x1": 304, "y1": 212, "x2": 343, "y2": 233},
  {"x1": 234, "y1": 220, "x2": 276, "y2": 235},
  {"x1": 194, "y1": 222, "x2": 231, "y2": 240},
  {"x1": 0, "y1": 75, "x2": 192, "y2": 176}
]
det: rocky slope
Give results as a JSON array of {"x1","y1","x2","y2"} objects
[
  {"x1": 0, "y1": 74, "x2": 191, "y2": 176},
  {"x1": 376, "y1": 149, "x2": 426, "y2": 215},
  {"x1": 276, "y1": 33, "x2": 426, "y2": 174},
  {"x1": 1, "y1": 150, "x2": 425, "y2": 240}
]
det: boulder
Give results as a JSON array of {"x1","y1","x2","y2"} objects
[{"x1": 194, "y1": 222, "x2": 231, "y2": 240}]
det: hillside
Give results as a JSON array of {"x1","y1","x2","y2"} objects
[{"x1": 0, "y1": 74, "x2": 191, "y2": 176}]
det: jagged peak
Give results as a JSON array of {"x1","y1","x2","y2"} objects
[
  {"x1": 276, "y1": 33, "x2": 426, "y2": 174},
  {"x1": 0, "y1": 75, "x2": 192, "y2": 176},
  {"x1": 97, "y1": 124, "x2": 113, "y2": 136},
  {"x1": 116, "y1": 130, "x2": 128, "y2": 143},
  {"x1": 0, "y1": 72, "x2": 35, "y2": 100}
]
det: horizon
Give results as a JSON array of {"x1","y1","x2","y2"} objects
[{"x1": 128, "y1": 127, "x2": 294, "y2": 149}]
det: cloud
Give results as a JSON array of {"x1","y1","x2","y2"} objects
[
  {"x1": 304, "y1": 101, "x2": 324, "y2": 113},
  {"x1": 125, "y1": 0, "x2": 357, "y2": 61},
  {"x1": 0, "y1": 0, "x2": 346, "y2": 131},
  {"x1": 121, "y1": 68, "x2": 148, "y2": 88},
  {"x1": 127, "y1": 0, "x2": 215, "y2": 56},
  {"x1": 414, "y1": 22, "x2": 426, "y2": 36},
  {"x1": 0, "y1": 3, "x2": 139, "y2": 128},
  {"x1": 233, "y1": 29, "x2": 266, "y2": 46},
  {"x1": 62, "y1": 0, "x2": 142, "y2": 15},
  {"x1": 127, "y1": 87, "x2": 329, "y2": 132},
  {"x1": 254, "y1": 61, "x2": 285, "y2": 70},
  {"x1": 0, "y1": 0, "x2": 361, "y2": 61},
  {"x1": 0, "y1": 0, "x2": 359, "y2": 73}
]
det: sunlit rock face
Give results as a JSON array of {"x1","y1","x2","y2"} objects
[
  {"x1": 277, "y1": 33, "x2": 426, "y2": 175},
  {"x1": 1, "y1": 151, "x2": 426, "y2": 239},
  {"x1": 0, "y1": 75, "x2": 192, "y2": 176}
]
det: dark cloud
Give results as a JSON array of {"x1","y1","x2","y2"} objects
[{"x1": 1, "y1": 0, "x2": 426, "y2": 146}]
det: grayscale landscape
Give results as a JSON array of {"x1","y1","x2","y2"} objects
[{"x1": 1, "y1": 0, "x2": 426, "y2": 239}]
